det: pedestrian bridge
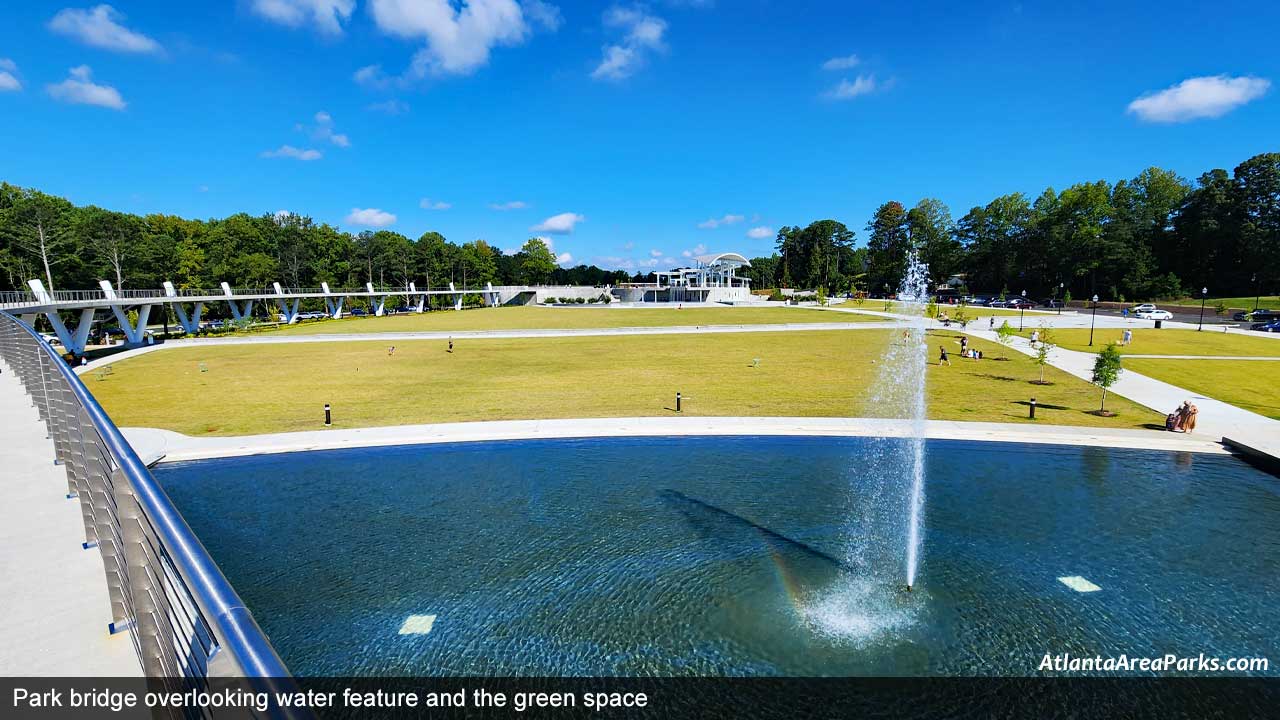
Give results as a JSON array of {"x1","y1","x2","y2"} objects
[{"x1": 0, "y1": 279, "x2": 519, "y2": 356}]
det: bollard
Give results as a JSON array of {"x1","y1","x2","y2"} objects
[
  {"x1": 324, "y1": 403, "x2": 332, "y2": 426},
  {"x1": 675, "y1": 392, "x2": 682, "y2": 413},
  {"x1": 1029, "y1": 398, "x2": 1036, "y2": 420}
]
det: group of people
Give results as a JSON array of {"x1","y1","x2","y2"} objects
[
  {"x1": 939, "y1": 335, "x2": 983, "y2": 365},
  {"x1": 1165, "y1": 401, "x2": 1199, "y2": 433}
]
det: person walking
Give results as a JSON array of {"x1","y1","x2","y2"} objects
[
  {"x1": 447, "y1": 337, "x2": 454, "y2": 353},
  {"x1": 960, "y1": 336, "x2": 968, "y2": 354},
  {"x1": 938, "y1": 346, "x2": 951, "y2": 366},
  {"x1": 1122, "y1": 328, "x2": 1133, "y2": 346}
]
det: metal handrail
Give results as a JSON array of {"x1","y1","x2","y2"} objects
[{"x1": 0, "y1": 311, "x2": 304, "y2": 714}]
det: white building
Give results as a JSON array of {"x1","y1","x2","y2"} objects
[{"x1": 616, "y1": 253, "x2": 753, "y2": 303}]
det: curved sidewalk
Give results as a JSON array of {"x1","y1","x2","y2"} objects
[
  {"x1": 0, "y1": 361, "x2": 140, "y2": 676},
  {"x1": 122, "y1": 416, "x2": 1224, "y2": 464}
]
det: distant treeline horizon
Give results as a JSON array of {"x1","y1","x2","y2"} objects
[{"x1": 1, "y1": 151, "x2": 1276, "y2": 301}]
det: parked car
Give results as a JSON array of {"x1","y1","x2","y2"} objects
[
  {"x1": 350, "y1": 308, "x2": 367, "y2": 316},
  {"x1": 1234, "y1": 309, "x2": 1277, "y2": 322},
  {"x1": 394, "y1": 306, "x2": 413, "y2": 313},
  {"x1": 1136, "y1": 309, "x2": 1173, "y2": 320},
  {"x1": 1132, "y1": 303, "x2": 1158, "y2": 314},
  {"x1": 1251, "y1": 320, "x2": 1280, "y2": 333},
  {"x1": 987, "y1": 298, "x2": 1010, "y2": 308},
  {"x1": 1006, "y1": 298, "x2": 1038, "y2": 309}
]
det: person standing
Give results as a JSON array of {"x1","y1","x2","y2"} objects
[{"x1": 938, "y1": 345, "x2": 951, "y2": 366}]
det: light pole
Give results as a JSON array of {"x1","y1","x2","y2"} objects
[
  {"x1": 1254, "y1": 274, "x2": 1260, "y2": 312},
  {"x1": 1019, "y1": 289, "x2": 1027, "y2": 331},
  {"x1": 1088, "y1": 294, "x2": 1099, "y2": 346},
  {"x1": 1198, "y1": 287, "x2": 1208, "y2": 331},
  {"x1": 1057, "y1": 282, "x2": 1064, "y2": 315}
]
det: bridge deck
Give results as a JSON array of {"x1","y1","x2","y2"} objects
[{"x1": 0, "y1": 360, "x2": 140, "y2": 676}]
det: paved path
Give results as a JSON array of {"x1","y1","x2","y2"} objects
[
  {"x1": 0, "y1": 360, "x2": 140, "y2": 676},
  {"x1": 124, "y1": 416, "x2": 1224, "y2": 464},
  {"x1": 957, "y1": 329, "x2": 1280, "y2": 450},
  {"x1": 1101, "y1": 355, "x2": 1280, "y2": 361}
]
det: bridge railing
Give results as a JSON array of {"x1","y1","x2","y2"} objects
[{"x1": 0, "y1": 311, "x2": 304, "y2": 715}]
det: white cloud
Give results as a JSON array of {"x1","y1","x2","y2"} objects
[
  {"x1": 697, "y1": 213, "x2": 745, "y2": 229},
  {"x1": 530, "y1": 212, "x2": 584, "y2": 234},
  {"x1": 649, "y1": 249, "x2": 663, "y2": 257},
  {"x1": 681, "y1": 243, "x2": 707, "y2": 258},
  {"x1": 746, "y1": 226, "x2": 773, "y2": 239},
  {"x1": 591, "y1": 6, "x2": 667, "y2": 81},
  {"x1": 46, "y1": 65, "x2": 125, "y2": 109},
  {"x1": 49, "y1": 5, "x2": 162, "y2": 54},
  {"x1": 346, "y1": 207, "x2": 397, "y2": 226},
  {"x1": 420, "y1": 198, "x2": 451, "y2": 210},
  {"x1": 354, "y1": 64, "x2": 389, "y2": 88},
  {"x1": 556, "y1": 252, "x2": 573, "y2": 264},
  {"x1": 825, "y1": 74, "x2": 878, "y2": 100},
  {"x1": 307, "y1": 110, "x2": 350, "y2": 146},
  {"x1": 490, "y1": 200, "x2": 528, "y2": 210},
  {"x1": 369, "y1": 0, "x2": 559, "y2": 77},
  {"x1": 0, "y1": 58, "x2": 20, "y2": 92},
  {"x1": 273, "y1": 209, "x2": 292, "y2": 222},
  {"x1": 368, "y1": 98, "x2": 410, "y2": 114},
  {"x1": 822, "y1": 54, "x2": 859, "y2": 71},
  {"x1": 251, "y1": 0, "x2": 354, "y2": 35},
  {"x1": 261, "y1": 144, "x2": 323, "y2": 160},
  {"x1": 1127, "y1": 75, "x2": 1270, "y2": 123}
]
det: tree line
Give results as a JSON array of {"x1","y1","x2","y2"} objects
[
  {"x1": 743, "y1": 152, "x2": 1279, "y2": 301},
  {"x1": 3, "y1": 150, "x2": 1276, "y2": 303},
  {"x1": 0, "y1": 186, "x2": 632, "y2": 295}
]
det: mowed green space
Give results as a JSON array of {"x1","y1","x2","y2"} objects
[
  {"x1": 1124, "y1": 359, "x2": 1280, "y2": 419},
  {"x1": 89, "y1": 329, "x2": 1159, "y2": 436},
  {"x1": 1016, "y1": 327, "x2": 1280, "y2": 356},
  {"x1": 265, "y1": 304, "x2": 881, "y2": 335},
  {"x1": 1164, "y1": 295, "x2": 1280, "y2": 310}
]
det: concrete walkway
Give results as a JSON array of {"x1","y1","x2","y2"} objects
[
  {"x1": 957, "y1": 329, "x2": 1280, "y2": 454},
  {"x1": 0, "y1": 360, "x2": 140, "y2": 676},
  {"x1": 123, "y1": 416, "x2": 1225, "y2": 464}
]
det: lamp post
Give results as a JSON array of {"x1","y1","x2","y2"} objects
[
  {"x1": 1057, "y1": 282, "x2": 1064, "y2": 315},
  {"x1": 1019, "y1": 290, "x2": 1027, "y2": 331},
  {"x1": 1198, "y1": 287, "x2": 1208, "y2": 331},
  {"x1": 1088, "y1": 294, "x2": 1099, "y2": 346},
  {"x1": 1254, "y1": 274, "x2": 1260, "y2": 312}
]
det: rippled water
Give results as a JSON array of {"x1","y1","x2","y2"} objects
[{"x1": 154, "y1": 436, "x2": 1280, "y2": 676}]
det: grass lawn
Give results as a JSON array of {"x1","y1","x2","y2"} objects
[
  {"x1": 1015, "y1": 327, "x2": 1280, "y2": 356},
  {"x1": 1163, "y1": 295, "x2": 1280, "y2": 310},
  {"x1": 1123, "y1": 359, "x2": 1280, "y2": 420},
  {"x1": 264, "y1": 304, "x2": 881, "y2": 335},
  {"x1": 88, "y1": 328, "x2": 1159, "y2": 436}
]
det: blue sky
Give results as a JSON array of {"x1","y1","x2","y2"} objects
[{"x1": 1, "y1": 1, "x2": 1276, "y2": 270}]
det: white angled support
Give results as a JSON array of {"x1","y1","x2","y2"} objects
[
  {"x1": 27, "y1": 279, "x2": 53, "y2": 303},
  {"x1": 220, "y1": 281, "x2": 234, "y2": 298},
  {"x1": 43, "y1": 308, "x2": 96, "y2": 355},
  {"x1": 410, "y1": 283, "x2": 424, "y2": 313},
  {"x1": 172, "y1": 301, "x2": 203, "y2": 334},
  {"x1": 366, "y1": 283, "x2": 385, "y2": 316},
  {"x1": 162, "y1": 281, "x2": 178, "y2": 298},
  {"x1": 450, "y1": 282, "x2": 462, "y2": 311},
  {"x1": 98, "y1": 280, "x2": 119, "y2": 300}
]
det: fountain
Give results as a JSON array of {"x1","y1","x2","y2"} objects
[{"x1": 806, "y1": 252, "x2": 930, "y2": 640}]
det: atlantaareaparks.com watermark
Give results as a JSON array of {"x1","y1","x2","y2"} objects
[{"x1": 1039, "y1": 652, "x2": 1269, "y2": 673}]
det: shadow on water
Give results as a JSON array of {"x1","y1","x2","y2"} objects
[{"x1": 658, "y1": 489, "x2": 856, "y2": 574}]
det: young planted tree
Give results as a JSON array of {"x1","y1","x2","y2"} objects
[
  {"x1": 995, "y1": 320, "x2": 1015, "y2": 359},
  {"x1": 1033, "y1": 326, "x2": 1055, "y2": 384},
  {"x1": 1091, "y1": 343, "x2": 1123, "y2": 415}
]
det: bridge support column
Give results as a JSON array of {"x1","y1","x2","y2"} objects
[
  {"x1": 107, "y1": 303, "x2": 153, "y2": 347},
  {"x1": 365, "y1": 283, "x2": 386, "y2": 316},
  {"x1": 226, "y1": 299, "x2": 254, "y2": 322},
  {"x1": 171, "y1": 302, "x2": 204, "y2": 334},
  {"x1": 410, "y1": 283, "x2": 425, "y2": 313},
  {"x1": 325, "y1": 296, "x2": 345, "y2": 319},
  {"x1": 275, "y1": 297, "x2": 300, "y2": 324},
  {"x1": 450, "y1": 282, "x2": 462, "y2": 311},
  {"x1": 43, "y1": 308, "x2": 96, "y2": 356}
]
